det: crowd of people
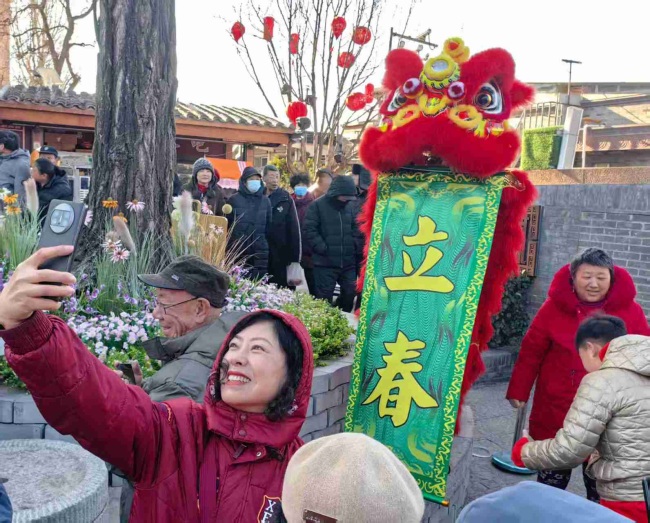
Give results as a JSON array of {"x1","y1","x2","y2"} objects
[{"x1": 188, "y1": 156, "x2": 368, "y2": 312}]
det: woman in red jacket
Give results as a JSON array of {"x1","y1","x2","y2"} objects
[
  {"x1": 507, "y1": 248, "x2": 649, "y2": 498},
  {"x1": 0, "y1": 246, "x2": 314, "y2": 522}
]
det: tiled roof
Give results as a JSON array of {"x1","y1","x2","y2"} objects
[{"x1": 0, "y1": 85, "x2": 291, "y2": 130}]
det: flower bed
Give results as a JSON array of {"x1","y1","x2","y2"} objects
[{"x1": 0, "y1": 193, "x2": 354, "y2": 391}]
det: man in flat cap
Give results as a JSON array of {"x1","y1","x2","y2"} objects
[{"x1": 118, "y1": 255, "x2": 246, "y2": 402}]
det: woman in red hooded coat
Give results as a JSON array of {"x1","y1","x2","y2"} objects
[
  {"x1": 0, "y1": 246, "x2": 314, "y2": 522},
  {"x1": 507, "y1": 248, "x2": 650, "y2": 498}
]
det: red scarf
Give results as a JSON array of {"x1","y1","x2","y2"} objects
[{"x1": 197, "y1": 184, "x2": 209, "y2": 195}]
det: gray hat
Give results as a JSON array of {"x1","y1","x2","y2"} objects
[
  {"x1": 138, "y1": 255, "x2": 230, "y2": 308},
  {"x1": 282, "y1": 433, "x2": 424, "y2": 523},
  {"x1": 192, "y1": 158, "x2": 216, "y2": 179}
]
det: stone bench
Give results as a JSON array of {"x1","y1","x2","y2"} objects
[{"x1": 0, "y1": 439, "x2": 109, "y2": 522}]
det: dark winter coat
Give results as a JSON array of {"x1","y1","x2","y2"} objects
[
  {"x1": 349, "y1": 188, "x2": 368, "y2": 270},
  {"x1": 227, "y1": 168, "x2": 272, "y2": 279},
  {"x1": 292, "y1": 193, "x2": 315, "y2": 265},
  {"x1": 37, "y1": 172, "x2": 73, "y2": 223},
  {"x1": 303, "y1": 176, "x2": 361, "y2": 270},
  {"x1": 267, "y1": 188, "x2": 301, "y2": 266},
  {"x1": 185, "y1": 173, "x2": 226, "y2": 216},
  {"x1": 507, "y1": 265, "x2": 650, "y2": 440},
  {"x1": 2, "y1": 309, "x2": 314, "y2": 522}
]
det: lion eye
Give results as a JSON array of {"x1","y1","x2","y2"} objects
[
  {"x1": 474, "y1": 82, "x2": 502, "y2": 114},
  {"x1": 387, "y1": 89, "x2": 407, "y2": 113}
]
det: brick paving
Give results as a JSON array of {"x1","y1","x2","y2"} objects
[{"x1": 464, "y1": 381, "x2": 585, "y2": 503}]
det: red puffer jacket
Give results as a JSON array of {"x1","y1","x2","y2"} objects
[
  {"x1": 507, "y1": 265, "x2": 650, "y2": 440},
  {"x1": 2, "y1": 309, "x2": 313, "y2": 522}
]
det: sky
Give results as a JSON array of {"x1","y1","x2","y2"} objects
[{"x1": 65, "y1": 0, "x2": 650, "y2": 119}]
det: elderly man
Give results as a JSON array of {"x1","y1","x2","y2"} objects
[
  {"x1": 116, "y1": 255, "x2": 245, "y2": 521},
  {"x1": 118, "y1": 255, "x2": 245, "y2": 402}
]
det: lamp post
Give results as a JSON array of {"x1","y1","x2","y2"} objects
[{"x1": 561, "y1": 58, "x2": 582, "y2": 106}]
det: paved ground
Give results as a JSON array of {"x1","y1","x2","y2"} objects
[{"x1": 464, "y1": 381, "x2": 584, "y2": 503}]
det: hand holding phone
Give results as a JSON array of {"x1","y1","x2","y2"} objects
[
  {"x1": 0, "y1": 246, "x2": 76, "y2": 330},
  {"x1": 117, "y1": 363, "x2": 136, "y2": 384}
]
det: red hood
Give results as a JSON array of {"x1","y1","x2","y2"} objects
[
  {"x1": 204, "y1": 309, "x2": 314, "y2": 449},
  {"x1": 548, "y1": 265, "x2": 638, "y2": 315}
]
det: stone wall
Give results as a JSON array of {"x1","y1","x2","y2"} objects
[{"x1": 526, "y1": 170, "x2": 650, "y2": 315}]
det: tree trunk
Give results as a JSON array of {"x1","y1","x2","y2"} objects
[{"x1": 79, "y1": 0, "x2": 177, "y2": 267}]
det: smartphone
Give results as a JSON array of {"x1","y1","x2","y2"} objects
[
  {"x1": 37, "y1": 200, "x2": 88, "y2": 272},
  {"x1": 117, "y1": 363, "x2": 136, "y2": 384}
]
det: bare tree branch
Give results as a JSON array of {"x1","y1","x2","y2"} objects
[{"x1": 10, "y1": 0, "x2": 97, "y2": 89}]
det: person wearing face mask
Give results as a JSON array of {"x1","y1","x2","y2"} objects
[
  {"x1": 186, "y1": 158, "x2": 227, "y2": 215},
  {"x1": 227, "y1": 166, "x2": 273, "y2": 280},
  {"x1": 290, "y1": 173, "x2": 316, "y2": 295},
  {"x1": 262, "y1": 165, "x2": 302, "y2": 288},
  {"x1": 507, "y1": 248, "x2": 650, "y2": 498},
  {"x1": 0, "y1": 246, "x2": 314, "y2": 522},
  {"x1": 303, "y1": 175, "x2": 362, "y2": 312}
]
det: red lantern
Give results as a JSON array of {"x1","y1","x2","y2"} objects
[
  {"x1": 352, "y1": 26, "x2": 371, "y2": 45},
  {"x1": 364, "y1": 83, "x2": 375, "y2": 103},
  {"x1": 286, "y1": 101, "x2": 308, "y2": 125},
  {"x1": 231, "y1": 21, "x2": 245, "y2": 43},
  {"x1": 332, "y1": 16, "x2": 346, "y2": 39},
  {"x1": 290, "y1": 33, "x2": 300, "y2": 55},
  {"x1": 346, "y1": 93, "x2": 366, "y2": 111},
  {"x1": 337, "y1": 52, "x2": 355, "y2": 68},
  {"x1": 263, "y1": 17, "x2": 275, "y2": 41}
]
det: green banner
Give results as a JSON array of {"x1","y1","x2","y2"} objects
[{"x1": 345, "y1": 168, "x2": 508, "y2": 504}]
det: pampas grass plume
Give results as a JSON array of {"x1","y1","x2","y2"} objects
[
  {"x1": 112, "y1": 215, "x2": 137, "y2": 255},
  {"x1": 24, "y1": 178, "x2": 39, "y2": 217}
]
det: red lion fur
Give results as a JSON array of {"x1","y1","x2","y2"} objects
[{"x1": 356, "y1": 39, "x2": 537, "y2": 431}]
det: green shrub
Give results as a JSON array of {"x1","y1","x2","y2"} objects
[
  {"x1": 520, "y1": 127, "x2": 563, "y2": 170},
  {"x1": 489, "y1": 275, "x2": 534, "y2": 349},
  {"x1": 281, "y1": 293, "x2": 354, "y2": 364},
  {"x1": 0, "y1": 357, "x2": 25, "y2": 390}
]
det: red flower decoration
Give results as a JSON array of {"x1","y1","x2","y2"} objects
[
  {"x1": 346, "y1": 93, "x2": 366, "y2": 111},
  {"x1": 263, "y1": 17, "x2": 275, "y2": 41},
  {"x1": 231, "y1": 21, "x2": 245, "y2": 43},
  {"x1": 352, "y1": 26, "x2": 372, "y2": 45},
  {"x1": 290, "y1": 33, "x2": 300, "y2": 55},
  {"x1": 337, "y1": 52, "x2": 355, "y2": 68},
  {"x1": 332, "y1": 16, "x2": 346, "y2": 39},
  {"x1": 286, "y1": 101, "x2": 308, "y2": 125}
]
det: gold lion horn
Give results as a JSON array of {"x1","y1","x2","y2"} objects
[{"x1": 444, "y1": 37, "x2": 470, "y2": 64}]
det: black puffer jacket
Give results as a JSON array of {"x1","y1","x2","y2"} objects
[
  {"x1": 37, "y1": 171, "x2": 73, "y2": 224},
  {"x1": 304, "y1": 176, "x2": 360, "y2": 269},
  {"x1": 227, "y1": 167, "x2": 272, "y2": 279},
  {"x1": 267, "y1": 188, "x2": 301, "y2": 265}
]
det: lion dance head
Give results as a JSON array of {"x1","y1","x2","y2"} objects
[{"x1": 359, "y1": 37, "x2": 534, "y2": 177}]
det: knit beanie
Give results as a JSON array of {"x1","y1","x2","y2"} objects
[
  {"x1": 282, "y1": 433, "x2": 425, "y2": 523},
  {"x1": 192, "y1": 158, "x2": 216, "y2": 179}
]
